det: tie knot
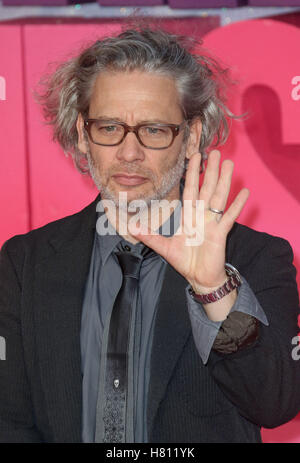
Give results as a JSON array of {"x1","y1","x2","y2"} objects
[
  {"x1": 114, "y1": 252, "x2": 143, "y2": 278},
  {"x1": 114, "y1": 245, "x2": 155, "y2": 278}
]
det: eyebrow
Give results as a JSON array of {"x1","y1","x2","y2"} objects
[{"x1": 89, "y1": 115, "x2": 178, "y2": 125}]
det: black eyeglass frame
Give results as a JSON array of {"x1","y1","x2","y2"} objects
[{"x1": 84, "y1": 119, "x2": 188, "y2": 150}]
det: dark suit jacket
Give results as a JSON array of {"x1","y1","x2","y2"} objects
[{"x1": 0, "y1": 195, "x2": 300, "y2": 443}]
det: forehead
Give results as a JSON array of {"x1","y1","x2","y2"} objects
[{"x1": 88, "y1": 70, "x2": 183, "y2": 122}]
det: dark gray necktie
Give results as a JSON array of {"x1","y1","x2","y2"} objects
[{"x1": 101, "y1": 246, "x2": 153, "y2": 443}]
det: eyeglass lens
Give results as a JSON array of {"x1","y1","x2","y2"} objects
[{"x1": 89, "y1": 121, "x2": 174, "y2": 148}]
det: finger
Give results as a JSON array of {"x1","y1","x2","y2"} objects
[
  {"x1": 182, "y1": 152, "x2": 201, "y2": 206},
  {"x1": 209, "y1": 159, "x2": 234, "y2": 213},
  {"x1": 199, "y1": 150, "x2": 221, "y2": 207},
  {"x1": 219, "y1": 188, "x2": 250, "y2": 233}
]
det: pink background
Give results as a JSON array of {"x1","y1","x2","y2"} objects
[{"x1": 0, "y1": 16, "x2": 299, "y2": 442}]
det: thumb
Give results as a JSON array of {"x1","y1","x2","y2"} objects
[{"x1": 128, "y1": 222, "x2": 169, "y2": 258}]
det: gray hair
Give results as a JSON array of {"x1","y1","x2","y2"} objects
[{"x1": 36, "y1": 27, "x2": 238, "y2": 174}]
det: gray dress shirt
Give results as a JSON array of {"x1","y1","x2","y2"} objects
[{"x1": 80, "y1": 202, "x2": 268, "y2": 442}]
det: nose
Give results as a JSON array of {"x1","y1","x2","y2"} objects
[{"x1": 116, "y1": 131, "x2": 145, "y2": 163}]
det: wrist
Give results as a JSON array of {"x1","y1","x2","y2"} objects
[
  {"x1": 189, "y1": 264, "x2": 242, "y2": 305},
  {"x1": 191, "y1": 274, "x2": 227, "y2": 295}
]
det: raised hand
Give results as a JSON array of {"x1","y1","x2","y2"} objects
[{"x1": 129, "y1": 149, "x2": 249, "y2": 299}]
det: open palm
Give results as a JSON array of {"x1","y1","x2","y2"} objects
[{"x1": 130, "y1": 150, "x2": 249, "y2": 293}]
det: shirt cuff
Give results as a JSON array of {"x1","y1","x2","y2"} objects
[{"x1": 186, "y1": 277, "x2": 269, "y2": 365}]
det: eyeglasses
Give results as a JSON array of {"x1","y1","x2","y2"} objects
[{"x1": 84, "y1": 119, "x2": 187, "y2": 150}]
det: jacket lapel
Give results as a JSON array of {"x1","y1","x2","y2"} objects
[
  {"x1": 147, "y1": 263, "x2": 192, "y2": 439},
  {"x1": 33, "y1": 196, "x2": 99, "y2": 442}
]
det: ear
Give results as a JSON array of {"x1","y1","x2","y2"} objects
[
  {"x1": 76, "y1": 113, "x2": 88, "y2": 154},
  {"x1": 185, "y1": 118, "x2": 202, "y2": 160}
]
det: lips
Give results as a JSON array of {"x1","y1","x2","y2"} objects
[{"x1": 112, "y1": 173, "x2": 148, "y2": 186}]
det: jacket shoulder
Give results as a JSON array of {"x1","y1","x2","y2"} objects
[
  {"x1": 226, "y1": 222, "x2": 295, "y2": 278},
  {"x1": 1, "y1": 196, "x2": 99, "y2": 260},
  {"x1": 228, "y1": 222, "x2": 293, "y2": 252}
]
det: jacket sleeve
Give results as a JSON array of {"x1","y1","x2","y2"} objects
[
  {"x1": 0, "y1": 239, "x2": 43, "y2": 442},
  {"x1": 186, "y1": 276, "x2": 268, "y2": 364},
  {"x1": 207, "y1": 235, "x2": 300, "y2": 429}
]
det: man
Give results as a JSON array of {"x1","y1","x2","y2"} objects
[{"x1": 0, "y1": 28, "x2": 299, "y2": 443}]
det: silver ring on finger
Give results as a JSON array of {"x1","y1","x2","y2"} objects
[{"x1": 209, "y1": 207, "x2": 224, "y2": 215}]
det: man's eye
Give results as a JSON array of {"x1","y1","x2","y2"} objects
[
  {"x1": 101, "y1": 125, "x2": 117, "y2": 132},
  {"x1": 147, "y1": 127, "x2": 158, "y2": 134},
  {"x1": 145, "y1": 126, "x2": 164, "y2": 135}
]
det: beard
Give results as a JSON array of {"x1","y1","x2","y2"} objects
[{"x1": 86, "y1": 143, "x2": 187, "y2": 210}]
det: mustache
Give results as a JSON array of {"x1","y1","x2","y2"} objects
[{"x1": 109, "y1": 163, "x2": 156, "y2": 180}]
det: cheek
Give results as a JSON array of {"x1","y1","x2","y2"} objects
[
  {"x1": 89, "y1": 148, "x2": 111, "y2": 173},
  {"x1": 159, "y1": 146, "x2": 182, "y2": 171}
]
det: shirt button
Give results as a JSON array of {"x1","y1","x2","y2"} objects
[{"x1": 124, "y1": 245, "x2": 131, "y2": 252}]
